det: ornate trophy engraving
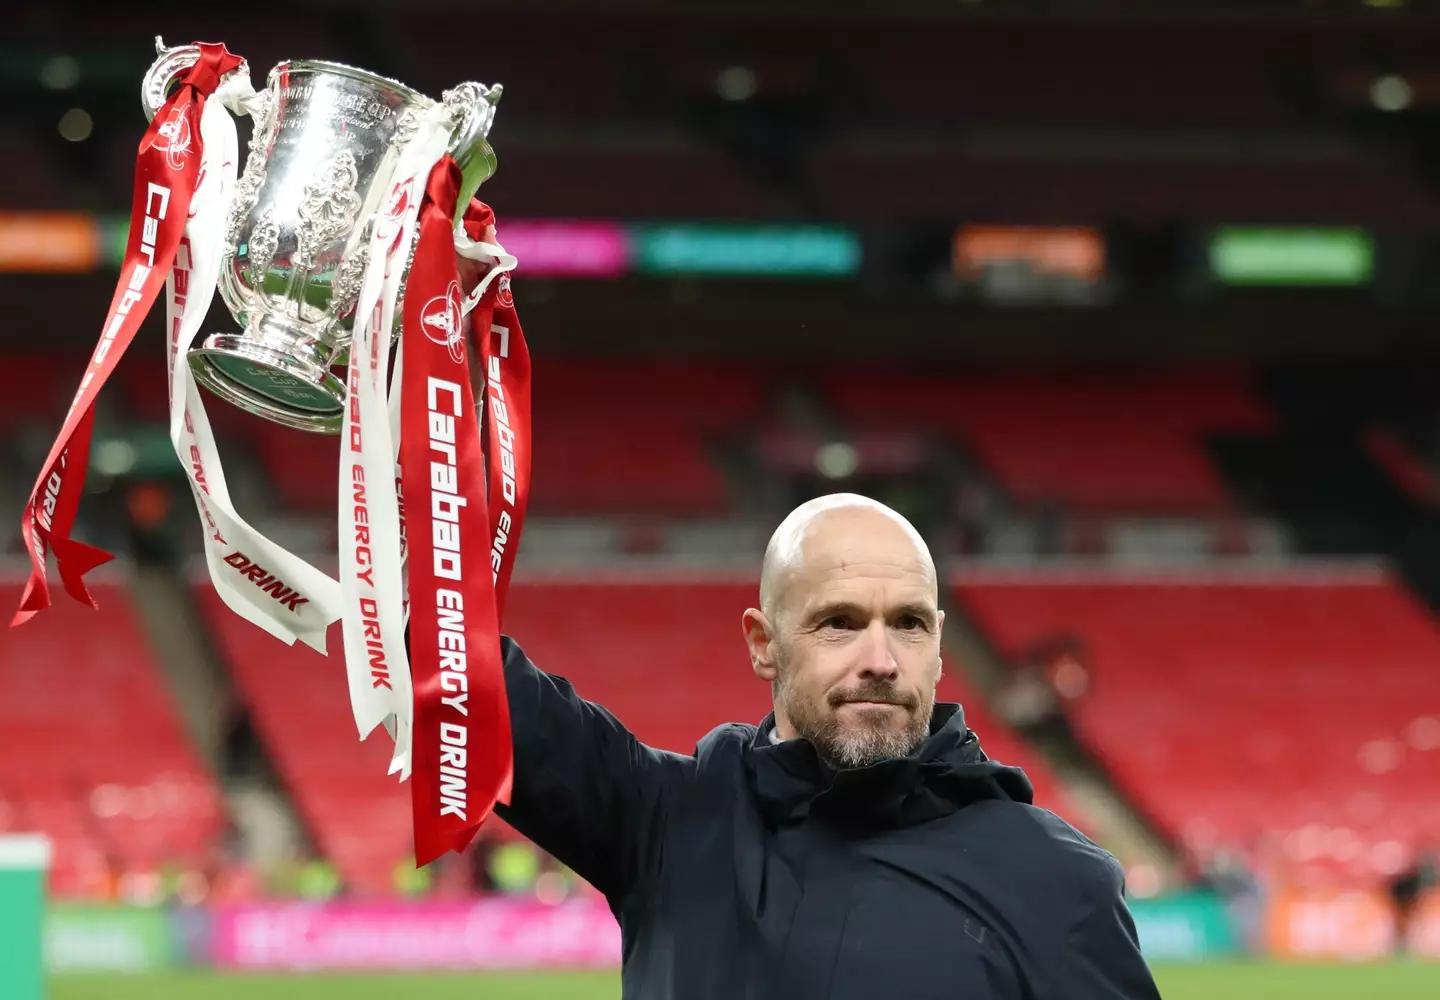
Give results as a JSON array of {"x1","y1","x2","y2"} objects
[{"x1": 140, "y1": 39, "x2": 503, "y2": 433}]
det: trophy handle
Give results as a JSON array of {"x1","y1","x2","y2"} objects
[
  {"x1": 441, "y1": 83, "x2": 503, "y2": 226},
  {"x1": 141, "y1": 36, "x2": 251, "y2": 121}
]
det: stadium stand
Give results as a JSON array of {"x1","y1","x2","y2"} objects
[
  {"x1": 527, "y1": 360, "x2": 769, "y2": 516},
  {"x1": 1364, "y1": 425, "x2": 1440, "y2": 510},
  {"x1": 952, "y1": 569, "x2": 1440, "y2": 881},
  {"x1": 197, "y1": 575, "x2": 1081, "y2": 889},
  {"x1": 0, "y1": 581, "x2": 224, "y2": 896},
  {"x1": 114, "y1": 356, "x2": 257, "y2": 434},
  {"x1": 503, "y1": 579, "x2": 1082, "y2": 821},
  {"x1": 195, "y1": 589, "x2": 404, "y2": 894},
  {"x1": 939, "y1": 664, "x2": 1081, "y2": 826},
  {"x1": 823, "y1": 369, "x2": 1273, "y2": 514},
  {"x1": 503, "y1": 578, "x2": 779, "y2": 753},
  {"x1": 186, "y1": 359, "x2": 771, "y2": 518},
  {"x1": 0, "y1": 355, "x2": 75, "y2": 430},
  {"x1": 0, "y1": 140, "x2": 73, "y2": 213}
]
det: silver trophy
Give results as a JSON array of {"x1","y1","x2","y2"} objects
[{"x1": 141, "y1": 38, "x2": 502, "y2": 433}]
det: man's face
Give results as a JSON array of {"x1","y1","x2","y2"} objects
[{"x1": 751, "y1": 508, "x2": 944, "y2": 769}]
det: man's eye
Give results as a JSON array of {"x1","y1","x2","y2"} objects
[
  {"x1": 821, "y1": 616, "x2": 853, "y2": 630},
  {"x1": 897, "y1": 615, "x2": 925, "y2": 630}
]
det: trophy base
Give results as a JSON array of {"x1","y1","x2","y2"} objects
[{"x1": 190, "y1": 332, "x2": 346, "y2": 435}]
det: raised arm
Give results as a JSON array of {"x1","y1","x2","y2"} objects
[{"x1": 491, "y1": 635, "x2": 691, "y2": 900}]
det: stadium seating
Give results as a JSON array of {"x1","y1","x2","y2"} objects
[
  {"x1": 0, "y1": 140, "x2": 74, "y2": 212},
  {"x1": 1364, "y1": 425, "x2": 1440, "y2": 509},
  {"x1": 502, "y1": 579, "x2": 771, "y2": 752},
  {"x1": 0, "y1": 355, "x2": 76, "y2": 430},
  {"x1": 219, "y1": 360, "x2": 766, "y2": 518},
  {"x1": 0, "y1": 580, "x2": 224, "y2": 896},
  {"x1": 937, "y1": 665, "x2": 1080, "y2": 824},
  {"x1": 200, "y1": 576, "x2": 1078, "y2": 890},
  {"x1": 527, "y1": 360, "x2": 767, "y2": 516},
  {"x1": 195, "y1": 590, "x2": 404, "y2": 894},
  {"x1": 823, "y1": 368, "x2": 1272, "y2": 514},
  {"x1": 113, "y1": 356, "x2": 259, "y2": 435},
  {"x1": 953, "y1": 570, "x2": 1440, "y2": 878},
  {"x1": 246, "y1": 419, "x2": 342, "y2": 513},
  {"x1": 502, "y1": 580, "x2": 1082, "y2": 821}
]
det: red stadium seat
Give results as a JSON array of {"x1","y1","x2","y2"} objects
[
  {"x1": 823, "y1": 368, "x2": 1272, "y2": 514},
  {"x1": 935, "y1": 665, "x2": 1084, "y2": 826},
  {"x1": 199, "y1": 576, "x2": 1079, "y2": 889},
  {"x1": 233, "y1": 359, "x2": 769, "y2": 518},
  {"x1": 527, "y1": 360, "x2": 768, "y2": 516},
  {"x1": 0, "y1": 579, "x2": 224, "y2": 891},
  {"x1": 248, "y1": 420, "x2": 342, "y2": 512},
  {"x1": 0, "y1": 356, "x2": 78, "y2": 431},
  {"x1": 953, "y1": 569, "x2": 1440, "y2": 867},
  {"x1": 503, "y1": 580, "x2": 1083, "y2": 823},
  {"x1": 195, "y1": 593, "x2": 402, "y2": 894}
]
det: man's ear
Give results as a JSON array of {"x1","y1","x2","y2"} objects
[
  {"x1": 742, "y1": 608, "x2": 778, "y2": 682},
  {"x1": 935, "y1": 610, "x2": 946, "y2": 687}
]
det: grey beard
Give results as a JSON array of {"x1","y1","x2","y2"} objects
[
  {"x1": 776, "y1": 685, "x2": 933, "y2": 769},
  {"x1": 771, "y1": 655, "x2": 934, "y2": 770},
  {"x1": 804, "y1": 713, "x2": 930, "y2": 770}
]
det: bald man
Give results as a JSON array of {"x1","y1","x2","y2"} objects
[{"x1": 492, "y1": 493, "x2": 1160, "y2": 1000}]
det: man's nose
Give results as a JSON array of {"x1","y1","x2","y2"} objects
[{"x1": 857, "y1": 619, "x2": 900, "y2": 678}]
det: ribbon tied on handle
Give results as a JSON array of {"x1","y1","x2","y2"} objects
[{"x1": 402, "y1": 158, "x2": 530, "y2": 865}]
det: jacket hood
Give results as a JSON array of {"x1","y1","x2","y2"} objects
[{"x1": 743, "y1": 702, "x2": 1035, "y2": 828}]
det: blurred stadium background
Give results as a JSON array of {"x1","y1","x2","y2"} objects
[{"x1": 3, "y1": 0, "x2": 1440, "y2": 996}]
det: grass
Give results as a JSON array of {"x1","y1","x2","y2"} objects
[
  {"x1": 50, "y1": 971, "x2": 618, "y2": 1000},
  {"x1": 49, "y1": 962, "x2": 1440, "y2": 999},
  {"x1": 1153, "y1": 961, "x2": 1440, "y2": 999}
]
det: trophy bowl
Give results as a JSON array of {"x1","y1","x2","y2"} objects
[{"x1": 141, "y1": 38, "x2": 502, "y2": 433}]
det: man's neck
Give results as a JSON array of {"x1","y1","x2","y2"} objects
[{"x1": 770, "y1": 708, "x2": 798, "y2": 742}]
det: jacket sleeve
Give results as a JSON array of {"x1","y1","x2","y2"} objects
[
  {"x1": 491, "y1": 635, "x2": 690, "y2": 901},
  {"x1": 1052, "y1": 857, "x2": 1163, "y2": 1000}
]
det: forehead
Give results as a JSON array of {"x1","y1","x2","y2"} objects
[{"x1": 785, "y1": 510, "x2": 936, "y2": 611}]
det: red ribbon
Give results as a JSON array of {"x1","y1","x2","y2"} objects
[
  {"x1": 461, "y1": 201, "x2": 532, "y2": 623},
  {"x1": 12, "y1": 43, "x2": 243, "y2": 628},
  {"x1": 402, "y1": 158, "x2": 530, "y2": 865}
]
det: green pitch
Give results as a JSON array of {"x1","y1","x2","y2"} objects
[
  {"x1": 50, "y1": 972, "x2": 617, "y2": 1000},
  {"x1": 49, "y1": 962, "x2": 1440, "y2": 1000}
]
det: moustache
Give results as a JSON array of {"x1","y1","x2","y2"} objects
[{"x1": 829, "y1": 682, "x2": 917, "y2": 710}]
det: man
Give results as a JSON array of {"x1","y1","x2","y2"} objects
[
  {"x1": 493, "y1": 493, "x2": 1160, "y2": 999},
  {"x1": 1389, "y1": 847, "x2": 1437, "y2": 955}
]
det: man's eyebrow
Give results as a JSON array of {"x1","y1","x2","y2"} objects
[
  {"x1": 802, "y1": 601, "x2": 937, "y2": 624},
  {"x1": 802, "y1": 600, "x2": 867, "y2": 623},
  {"x1": 892, "y1": 602, "x2": 939, "y2": 626}
]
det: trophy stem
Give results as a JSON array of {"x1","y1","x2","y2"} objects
[{"x1": 189, "y1": 315, "x2": 346, "y2": 434}]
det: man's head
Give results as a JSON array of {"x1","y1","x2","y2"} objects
[{"x1": 742, "y1": 493, "x2": 945, "y2": 770}]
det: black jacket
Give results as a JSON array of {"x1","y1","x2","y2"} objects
[{"x1": 495, "y1": 637, "x2": 1161, "y2": 1000}]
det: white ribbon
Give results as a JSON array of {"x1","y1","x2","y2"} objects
[
  {"x1": 172, "y1": 87, "x2": 520, "y2": 786},
  {"x1": 455, "y1": 233, "x2": 517, "y2": 316},
  {"x1": 385, "y1": 343, "x2": 412, "y2": 778},
  {"x1": 341, "y1": 106, "x2": 455, "y2": 777},
  {"x1": 168, "y1": 74, "x2": 343, "y2": 659}
]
